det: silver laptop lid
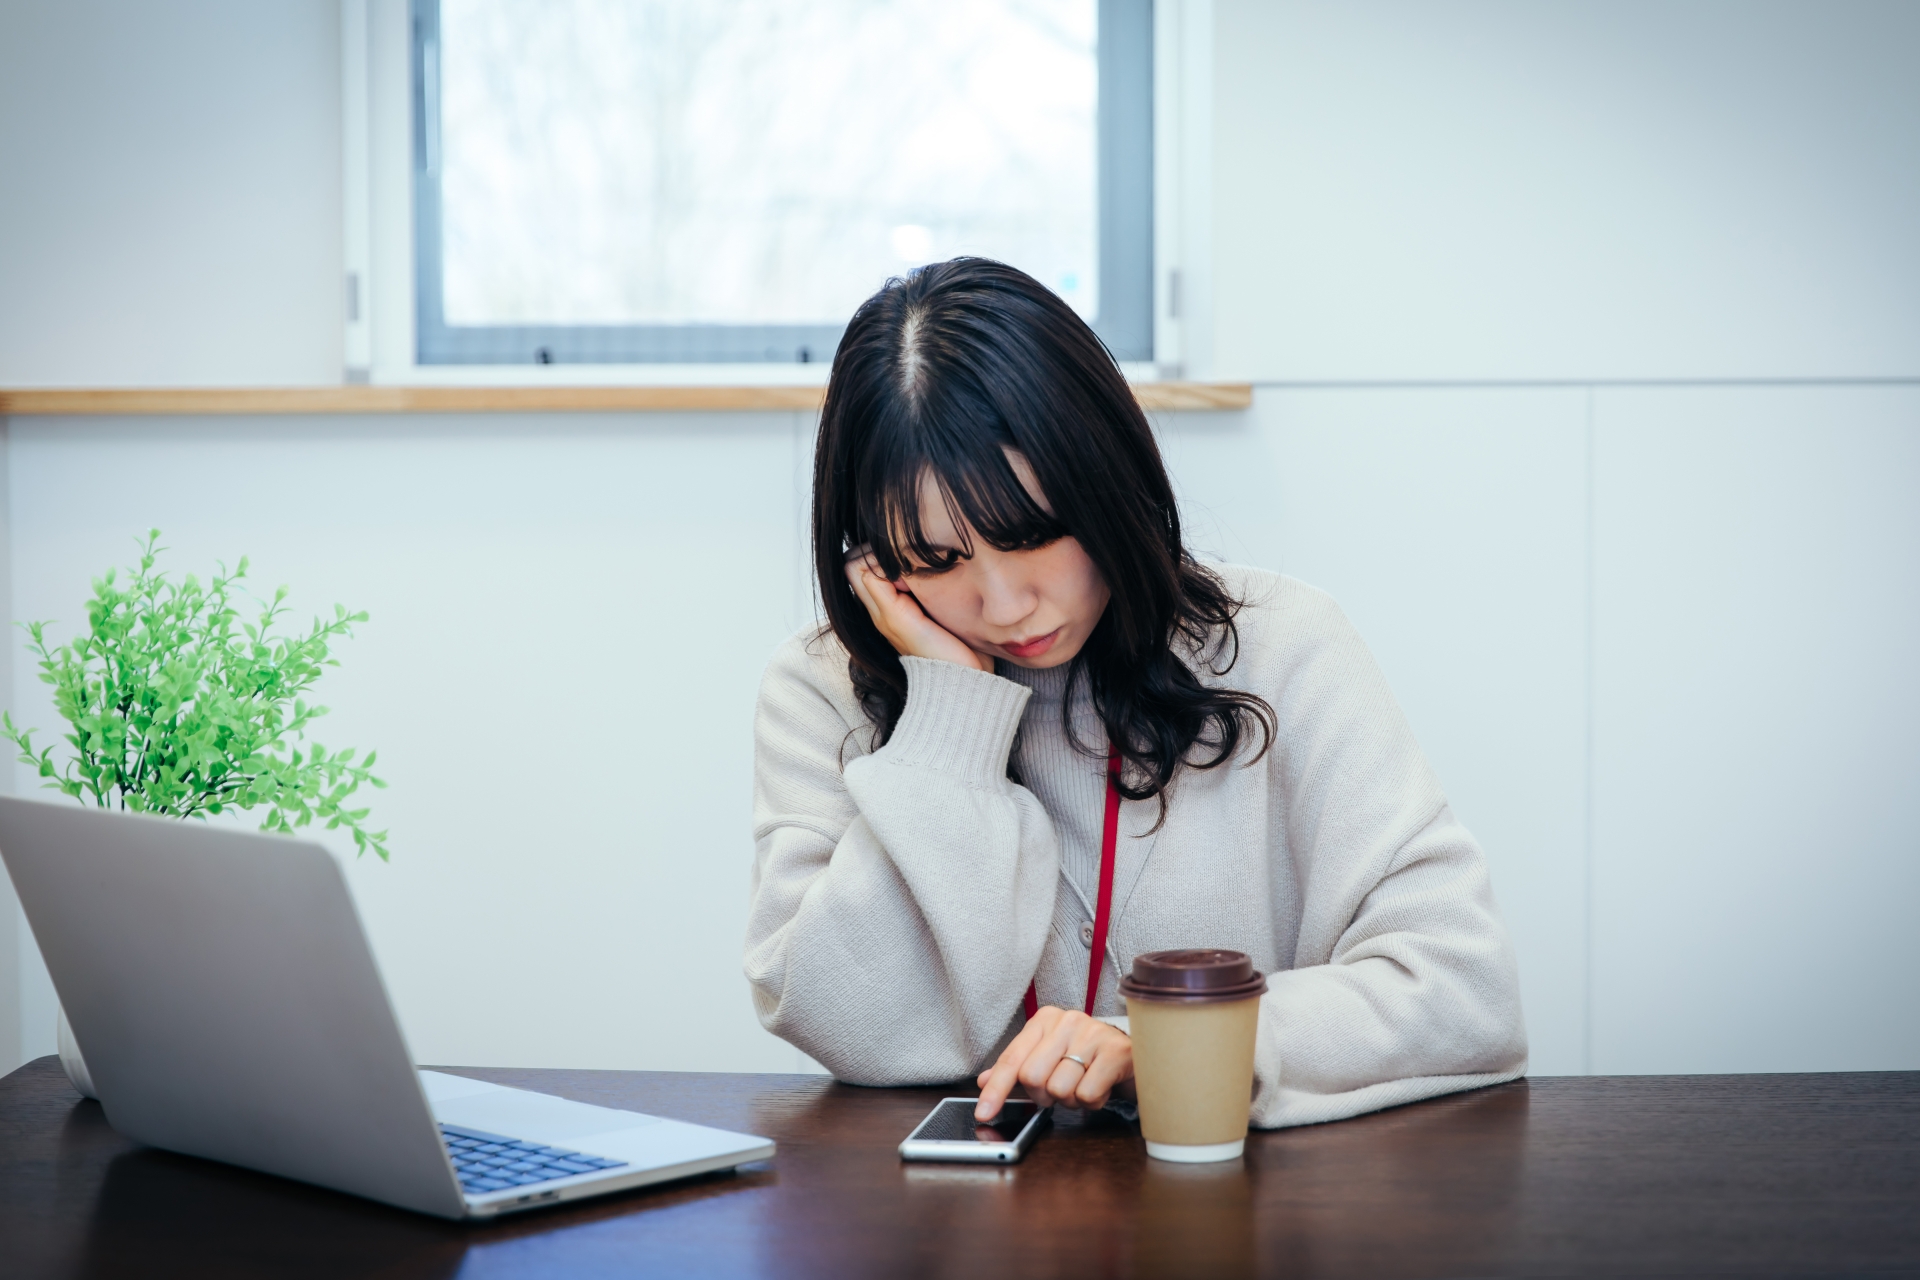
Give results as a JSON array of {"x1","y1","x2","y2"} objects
[{"x1": 0, "y1": 797, "x2": 464, "y2": 1218}]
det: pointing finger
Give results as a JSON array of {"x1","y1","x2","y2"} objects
[{"x1": 976, "y1": 1009, "x2": 1053, "y2": 1120}]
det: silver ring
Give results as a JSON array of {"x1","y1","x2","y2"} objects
[{"x1": 1062, "y1": 1053, "x2": 1089, "y2": 1069}]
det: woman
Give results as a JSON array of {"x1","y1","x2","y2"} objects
[{"x1": 746, "y1": 258, "x2": 1526, "y2": 1128}]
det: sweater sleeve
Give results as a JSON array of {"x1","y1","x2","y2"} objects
[
  {"x1": 1245, "y1": 593, "x2": 1529, "y2": 1128},
  {"x1": 744, "y1": 642, "x2": 1061, "y2": 1085}
]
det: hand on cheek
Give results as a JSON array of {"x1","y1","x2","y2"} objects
[{"x1": 844, "y1": 556, "x2": 993, "y2": 673}]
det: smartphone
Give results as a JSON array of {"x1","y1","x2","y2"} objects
[{"x1": 898, "y1": 1098, "x2": 1051, "y2": 1164}]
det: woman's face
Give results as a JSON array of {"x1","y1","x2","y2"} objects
[{"x1": 895, "y1": 453, "x2": 1110, "y2": 669}]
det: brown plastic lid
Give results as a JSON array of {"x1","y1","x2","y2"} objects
[{"x1": 1118, "y1": 949, "x2": 1268, "y2": 1004}]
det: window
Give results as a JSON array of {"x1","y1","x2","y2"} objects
[{"x1": 410, "y1": 0, "x2": 1153, "y2": 365}]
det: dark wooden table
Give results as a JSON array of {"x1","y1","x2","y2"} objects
[{"x1": 3, "y1": 1056, "x2": 1916, "y2": 1279}]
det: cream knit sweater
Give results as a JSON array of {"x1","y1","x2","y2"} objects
[{"x1": 745, "y1": 564, "x2": 1527, "y2": 1128}]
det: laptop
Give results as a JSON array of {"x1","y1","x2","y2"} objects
[{"x1": 0, "y1": 796, "x2": 775, "y2": 1219}]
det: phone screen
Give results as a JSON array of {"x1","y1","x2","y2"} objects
[{"x1": 912, "y1": 1099, "x2": 1039, "y2": 1144}]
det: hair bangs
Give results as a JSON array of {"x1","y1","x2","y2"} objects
[{"x1": 858, "y1": 403, "x2": 1066, "y2": 578}]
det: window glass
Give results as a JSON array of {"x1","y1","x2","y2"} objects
[
  {"x1": 438, "y1": 0, "x2": 1099, "y2": 329},
  {"x1": 411, "y1": 0, "x2": 1150, "y2": 364}
]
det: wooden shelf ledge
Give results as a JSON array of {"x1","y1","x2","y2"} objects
[{"x1": 0, "y1": 382, "x2": 1252, "y2": 416}]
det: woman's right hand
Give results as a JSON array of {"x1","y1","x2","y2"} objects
[
  {"x1": 975, "y1": 1006, "x2": 1134, "y2": 1117},
  {"x1": 844, "y1": 548, "x2": 993, "y2": 673}
]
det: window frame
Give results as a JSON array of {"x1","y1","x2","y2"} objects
[{"x1": 407, "y1": 0, "x2": 1155, "y2": 366}]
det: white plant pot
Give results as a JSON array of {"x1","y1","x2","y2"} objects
[{"x1": 56, "y1": 1006, "x2": 98, "y2": 1100}]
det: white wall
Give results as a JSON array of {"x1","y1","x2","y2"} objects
[
  {"x1": 3, "y1": 0, "x2": 1917, "y2": 1079},
  {"x1": 0, "y1": 419, "x2": 15, "y2": 1074},
  {"x1": 1207, "y1": 0, "x2": 1920, "y2": 382},
  {"x1": 1589, "y1": 385, "x2": 1920, "y2": 1072},
  {"x1": 0, "y1": 0, "x2": 344, "y2": 386}
]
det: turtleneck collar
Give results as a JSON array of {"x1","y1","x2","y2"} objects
[{"x1": 995, "y1": 660, "x2": 1074, "y2": 704}]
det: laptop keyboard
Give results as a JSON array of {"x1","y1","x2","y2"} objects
[{"x1": 441, "y1": 1123, "x2": 629, "y2": 1195}]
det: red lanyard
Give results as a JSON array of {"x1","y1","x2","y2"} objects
[{"x1": 1024, "y1": 744, "x2": 1123, "y2": 1020}]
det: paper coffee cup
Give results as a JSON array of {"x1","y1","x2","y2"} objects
[{"x1": 1121, "y1": 949, "x2": 1267, "y2": 1163}]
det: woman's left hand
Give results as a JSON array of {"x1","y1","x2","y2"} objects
[{"x1": 974, "y1": 1006, "x2": 1133, "y2": 1120}]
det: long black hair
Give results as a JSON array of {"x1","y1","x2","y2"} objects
[{"x1": 813, "y1": 258, "x2": 1273, "y2": 806}]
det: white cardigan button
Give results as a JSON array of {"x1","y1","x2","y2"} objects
[{"x1": 1079, "y1": 921, "x2": 1095, "y2": 946}]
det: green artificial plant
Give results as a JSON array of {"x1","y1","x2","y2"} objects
[{"x1": 2, "y1": 531, "x2": 389, "y2": 859}]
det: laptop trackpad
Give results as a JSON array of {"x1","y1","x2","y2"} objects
[{"x1": 425, "y1": 1073, "x2": 661, "y2": 1145}]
